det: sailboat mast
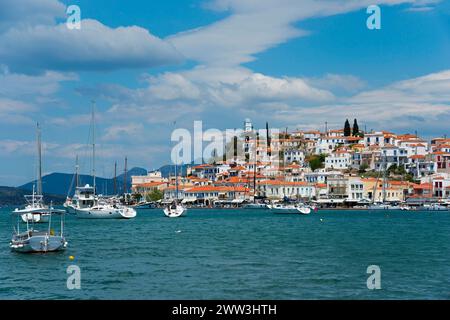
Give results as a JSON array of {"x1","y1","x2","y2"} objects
[
  {"x1": 36, "y1": 122, "x2": 43, "y2": 196},
  {"x1": 175, "y1": 159, "x2": 179, "y2": 200},
  {"x1": 91, "y1": 100, "x2": 96, "y2": 194},
  {"x1": 254, "y1": 132, "x2": 258, "y2": 203},
  {"x1": 382, "y1": 153, "x2": 387, "y2": 203},
  {"x1": 75, "y1": 155, "x2": 79, "y2": 188},
  {"x1": 123, "y1": 157, "x2": 128, "y2": 194},
  {"x1": 114, "y1": 161, "x2": 117, "y2": 195}
]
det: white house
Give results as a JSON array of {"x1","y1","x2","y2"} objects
[
  {"x1": 283, "y1": 149, "x2": 305, "y2": 164},
  {"x1": 325, "y1": 151, "x2": 352, "y2": 170}
]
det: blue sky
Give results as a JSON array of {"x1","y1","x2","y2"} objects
[{"x1": 0, "y1": 0, "x2": 449, "y2": 186}]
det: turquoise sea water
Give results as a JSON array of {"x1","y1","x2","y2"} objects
[{"x1": 0, "y1": 208, "x2": 449, "y2": 300}]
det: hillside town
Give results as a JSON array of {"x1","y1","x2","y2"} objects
[{"x1": 131, "y1": 119, "x2": 450, "y2": 208}]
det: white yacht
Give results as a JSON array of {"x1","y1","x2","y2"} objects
[
  {"x1": 64, "y1": 102, "x2": 136, "y2": 219},
  {"x1": 268, "y1": 203, "x2": 311, "y2": 215},
  {"x1": 64, "y1": 178, "x2": 137, "y2": 221},
  {"x1": 18, "y1": 124, "x2": 52, "y2": 224}
]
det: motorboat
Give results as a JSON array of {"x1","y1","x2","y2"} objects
[
  {"x1": 65, "y1": 185, "x2": 136, "y2": 219},
  {"x1": 64, "y1": 102, "x2": 136, "y2": 219}
]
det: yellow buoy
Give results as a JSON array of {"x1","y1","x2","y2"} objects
[{"x1": 69, "y1": 255, "x2": 75, "y2": 261}]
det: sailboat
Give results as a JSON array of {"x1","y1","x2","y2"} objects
[
  {"x1": 267, "y1": 126, "x2": 311, "y2": 215},
  {"x1": 65, "y1": 102, "x2": 137, "y2": 219},
  {"x1": 10, "y1": 123, "x2": 68, "y2": 253},
  {"x1": 368, "y1": 154, "x2": 405, "y2": 211},
  {"x1": 164, "y1": 162, "x2": 186, "y2": 218},
  {"x1": 15, "y1": 123, "x2": 51, "y2": 224},
  {"x1": 243, "y1": 134, "x2": 267, "y2": 210}
]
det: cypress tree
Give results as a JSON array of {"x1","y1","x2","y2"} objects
[
  {"x1": 352, "y1": 119, "x2": 359, "y2": 136},
  {"x1": 344, "y1": 119, "x2": 351, "y2": 136}
]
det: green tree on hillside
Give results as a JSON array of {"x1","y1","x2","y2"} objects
[
  {"x1": 307, "y1": 154, "x2": 326, "y2": 171},
  {"x1": 344, "y1": 119, "x2": 351, "y2": 136},
  {"x1": 352, "y1": 119, "x2": 359, "y2": 136}
]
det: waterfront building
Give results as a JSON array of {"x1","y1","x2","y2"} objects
[
  {"x1": 257, "y1": 180, "x2": 315, "y2": 200},
  {"x1": 131, "y1": 170, "x2": 164, "y2": 185}
]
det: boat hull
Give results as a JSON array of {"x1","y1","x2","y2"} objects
[
  {"x1": 10, "y1": 235, "x2": 67, "y2": 253},
  {"x1": 163, "y1": 206, "x2": 186, "y2": 218},
  {"x1": 269, "y1": 205, "x2": 311, "y2": 215},
  {"x1": 73, "y1": 207, "x2": 137, "y2": 219}
]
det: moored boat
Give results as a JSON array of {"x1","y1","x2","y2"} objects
[
  {"x1": 420, "y1": 203, "x2": 449, "y2": 211},
  {"x1": 163, "y1": 201, "x2": 186, "y2": 218},
  {"x1": 242, "y1": 202, "x2": 268, "y2": 209},
  {"x1": 10, "y1": 208, "x2": 67, "y2": 253},
  {"x1": 64, "y1": 102, "x2": 137, "y2": 220},
  {"x1": 268, "y1": 203, "x2": 311, "y2": 215}
]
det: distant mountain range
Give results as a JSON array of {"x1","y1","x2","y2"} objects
[
  {"x1": 17, "y1": 164, "x2": 194, "y2": 197},
  {"x1": 18, "y1": 167, "x2": 148, "y2": 196},
  {"x1": 0, "y1": 164, "x2": 196, "y2": 205},
  {"x1": 0, "y1": 186, "x2": 66, "y2": 206}
]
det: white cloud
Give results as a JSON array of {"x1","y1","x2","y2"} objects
[
  {"x1": 102, "y1": 124, "x2": 144, "y2": 141},
  {"x1": 0, "y1": 98, "x2": 35, "y2": 124},
  {"x1": 0, "y1": 0, "x2": 65, "y2": 31},
  {"x1": 349, "y1": 70, "x2": 450, "y2": 104},
  {"x1": 0, "y1": 140, "x2": 31, "y2": 155},
  {"x1": 0, "y1": 71, "x2": 77, "y2": 97},
  {"x1": 138, "y1": 66, "x2": 334, "y2": 108},
  {"x1": 0, "y1": 19, "x2": 183, "y2": 74},
  {"x1": 265, "y1": 69, "x2": 450, "y2": 136}
]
